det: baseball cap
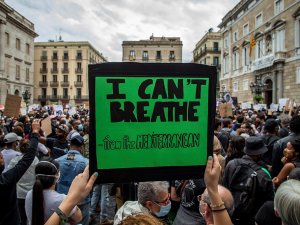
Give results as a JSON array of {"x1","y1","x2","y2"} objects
[
  {"x1": 56, "y1": 124, "x2": 69, "y2": 134},
  {"x1": 70, "y1": 134, "x2": 84, "y2": 146},
  {"x1": 4, "y1": 132, "x2": 22, "y2": 143}
]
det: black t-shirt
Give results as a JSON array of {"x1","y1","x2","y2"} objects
[
  {"x1": 46, "y1": 138, "x2": 68, "y2": 159},
  {"x1": 181, "y1": 179, "x2": 206, "y2": 212},
  {"x1": 255, "y1": 201, "x2": 281, "y2": 225}
]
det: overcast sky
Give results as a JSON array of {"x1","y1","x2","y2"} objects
[{"x1": 6, "y1": 0, "x2": 240, "y2": 62}]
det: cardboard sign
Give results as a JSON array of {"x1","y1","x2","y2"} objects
[
  {"x1": 89, "y1": 63, "x2": 216, "y2": 183},
  {"x1": 3, "y1": 94, "x2": 22, "y2": 117},
  {"x1": 41, "y1": 117, "x2": 52, "y2": 136},
  {"x1": 219, "y1": 103, "x2": 233, "y2": 118},
  {"x1": 53, "y1": 105, "x2": 63, "y2": 116},
  {"x1": 279, "y1": 98, "x2": 289, "y2": 111},
  {"x1": 241, "y1": 102, "x2": 252, "y2": 109}
]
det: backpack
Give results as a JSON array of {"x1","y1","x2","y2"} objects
[{"x1": 227, "y1": 159, "x2": 262, "y2": 222}]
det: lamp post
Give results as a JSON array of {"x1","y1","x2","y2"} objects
[
  {"x1": 249, "y1": 75, "x2": 267, "y2": 103},
  {"x1": 22, "y1": 90, "x2": 31, "y2": 114}
]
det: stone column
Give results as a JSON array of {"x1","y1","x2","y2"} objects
[
  {"x1": 272, "y1": 71, "x2": 277, "y2": 103},
  {"x1": 0, "y1": 16, "x2": 6, "y2": 104},
  {"x1": 277, "y1": 70, "x2": 283, "y2": 100}
]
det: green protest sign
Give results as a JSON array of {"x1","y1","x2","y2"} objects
[{"x1": 89, "y1": 63, "x2": 216, "y2": 183}]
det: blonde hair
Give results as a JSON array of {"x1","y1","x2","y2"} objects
[{"x1": 118, "y1": 213, "x2": 163, "y2": 225}]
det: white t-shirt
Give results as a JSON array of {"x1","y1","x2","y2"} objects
[
  {"x1": 25, "y1": 189, "x2": 77, "y2": 225},
  {"x1": 1, "y1": 148, "x2": 21, "y2": 172}
]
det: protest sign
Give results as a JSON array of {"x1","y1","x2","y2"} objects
[
  {"x1": 89, "y1": 63, "x2": 217, "y2": 183},
  {"x1": 279, "y1": 98, "x2": 289, "y2": 111},
  {"x1": 53, "y1": 105, "x2": 63, "y2": 116},
  {"x1": 241, "y1": 102, "x2": 252, "y2": 109},
  {"x1": 219, "y1": 103, "x2": 233, "y2": 118},
  {"x1": 68, "y1": 107, "x2": 77, "y2": 116},
  {"x1": 41, "y1": 117, "x2": 52, "y2": 136},
  {"x1": 3, "y1": 94, "x2": 22, "y2": 117}
]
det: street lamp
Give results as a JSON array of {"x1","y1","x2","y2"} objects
[
  {"x1": 22, "y1": 90, "x2": 31, "y2": 114},
  {"x1": 249, "y1": 75, "x2": 267, "y2": 103}
]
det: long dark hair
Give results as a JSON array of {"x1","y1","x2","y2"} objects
[
  {"x1": 32, "y1": 158, "x2": 59, "y2": 225},
  {"x1": 225, "y1": 136, "x2": 245, "y2": 166}
]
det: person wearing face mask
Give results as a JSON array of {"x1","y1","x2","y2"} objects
[
  {"x1": 114, "y1": 181, "x2": 171, "y2": 225},
  {"x1": 1, "y1": 132, "x2": 22, "y2": 172}
]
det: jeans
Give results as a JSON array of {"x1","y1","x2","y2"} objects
[{"x1": 78, "y1": 202, "x2": 90, "y2": 225}]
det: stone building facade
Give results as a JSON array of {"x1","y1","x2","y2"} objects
[
  {"x1": 34, "y1": 41, "x2": 107, "y2": 106},
  {"x1": 0, "y1": 0, "x2": 38, "y2": 105},
  {"x1": 219, "y1": 0, "x2": 300, "y2": 104},
  {"x1": 122, "y1": 35, "x2": 182, "y2": 63},
  {"x1": 193, "y1": 30, "x2": 221, "y2": 94}
]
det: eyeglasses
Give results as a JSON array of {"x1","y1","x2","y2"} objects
[{"x1": 154, "y1": 193, "x2": 170, "y2": 206}]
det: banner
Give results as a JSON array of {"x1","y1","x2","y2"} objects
[
  {"x1": 3, "y1": 94, "x2": 22, "y2": 117},
  {"x1": 89, "y1": 63, "x2": 216, "y2": 183}
]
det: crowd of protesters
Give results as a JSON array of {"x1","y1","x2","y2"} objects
[{"x1": 1, "y1": 104, "x2": 300, "y2": 225}]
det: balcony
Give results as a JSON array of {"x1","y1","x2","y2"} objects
[
  {"x1": 61, "y1": 95, "x2": 70, "y2": 100},
  {"x1": 40, "y1": 68, "x2": 48, "y2": 73},
  {"x1": 38, "y1": 95, "x2": 49, "y2": 100},
  {"x1": 51, "y1": 68, "x2": 58, "y2": 73},
  {"x1": 74, "y1": 81, "x2": 83, "y2": 87},
  {"x1": 52, "y1": 55, "x2": 58, "y2": 61},
  {"x1": 198, "y1": 47, "x2": 221, "y2": 58},
  {"x1": 75, "y1": 95, "x2": 88, "y2": 100},
  {"x1": 129, "y1": 55, "x2": 135, "y2": 61},
  {"x1": 50, "y1": 95, "x2": 59, "y2": 101},
  {"x1": 60, "y1": 81, "x2": 70, "y2": 87},
  {"x1": 76, "y1": 55, "x2": 82, "y2": 60},
  {"x1": 39, "y1": 81, "x2": 48, "y2": 87},
  {"x1": 40, "y1": 56, "x2": 47, "y2": 61},
  {"x1": 274, "y1": 51, "x2": 287, "y2": 62},
  {"x1": 169, "y1": 55, "x2": 176, "y2": 61},
  {"x1": 61, "y1": 68, "x2": 69, "y2": 73},
  {"x1": 156, "y1": 57, "x2": 162, "y2": 61},
  {"x1": 50, "y1": 81, "x2": 59, "y2": 87},
  {"x1": 75, "y1": 68, "x2": 83, "y2": 73},
  {"x1": 62, "y1": 55, "x2": 69, "y2": 60},
  {"x1": 142, "y1": 57, "x2": 149, "y2": 62}
]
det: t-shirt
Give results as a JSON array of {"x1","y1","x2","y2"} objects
[
  {"x1": 1, "y1": 149, "x2": 21, "y2": 172},
  {"x1": 46, "y1": 138, "x2": 69, "y2": 159},
  {"x1": 25, "y1": 189, "x2": 77, "y2": 225}
]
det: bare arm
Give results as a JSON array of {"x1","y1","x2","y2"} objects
[
  {"x1": 205, "y1": 154, "x2": 232, "y2": 225},
  {"x1": 272, "y1": 163, "x2": 295, "y2": 187}
]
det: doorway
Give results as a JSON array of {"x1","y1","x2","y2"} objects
[{"x1": 264, "y1": 79, "x2": 273, "y2": 106}]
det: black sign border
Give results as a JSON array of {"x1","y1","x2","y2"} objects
[{"x1": 89, "y1": 62, "x2": 216, "y2": 183}]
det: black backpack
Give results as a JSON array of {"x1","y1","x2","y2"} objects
[{"x1": 227, "y1": 159, "x2": 262, "y2": 222}]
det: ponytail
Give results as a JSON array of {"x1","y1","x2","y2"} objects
[{"x1": 32, "y1": 178, "x2": 45, "y2": 225}]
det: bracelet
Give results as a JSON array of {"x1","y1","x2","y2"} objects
[
  {"x1": 211, "y1": 207, "x2": 227, "y2": 212},
  {"x1": 210, "y1": 201, "x2": 225, "y2": 209},
  {"x1": 55, "y1": 207, "x2": 68, "y2": 225}
]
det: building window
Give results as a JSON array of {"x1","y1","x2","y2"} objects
[
  {"x1": 243, "y1": 24, "x2": 249, "y2": 37},
  {"x1": 26, "y1": 68, "x2": 30, "y2": 82},
  {"x1": 77, "y1": 88, "x2": 82, "y2": 97},
  {"x1": 63, "y1": 75, "x2": 68, "y2": 82},
  {"x1": 63, "y1": 51, "x2": 68, "y2": 60},
  {"x1": 224, "y1": 36, "x2": 229, "y2": 49},
  {"x1": 26, "y1": 43, "x2": 30, "y2": 54},
  {"x1": 256, "y1": 39, "x2": 264, "y2": 59},
  {"x1": 42, "y1": 75, "x2": 47, "y2": 82},
  {"x1": 213, "y1": 42, "x2": 219, "y2": 51},
  {"x1": 156, "y1": 51, "x2": 161, "y2": 60},
  {"x1": 233, "y1": 31, "x2": 238, "y2": 42},
  {"x1": 275, "y1": 0, "x2": 283, "y2": 15},
  {"x1": 15, "y1": 65, "x2": 20, "y2": 80},
  {"x1": 77, "y1": 75, "x2": 82, "y2": 82},
  {"x1": 53, "y1": 75, "x2": 57, "y2": 82},
  {"x1": 142, "y1": 51, "x2": 148, "y2": 61},
  {"x1": 52, "y1": 88, "x2": 57, "y2": 97},
  {"x1": 233, "y1": 51, "x2": 239, "y2": 70},
  {"x1": 296, "y1": 67, "x2": 300, "y2": 84},
  {"x1": 243, "y1": 80, "x2": 249, "y2": 90},
  {"x1": 243, "y1": 46, "x2": 249, "y2": 66},
  {"x1": 213, "y1": 57, "x2": 219, "y2": 66},
  {"x1": 233, "y1": 82, "x2": 238, "y2": 92},
  {"x1": 42, "y1": 88, "x2": 47, "y2": 97},
  {"x1": 63, "y1": 88, "x2": 68, "y2": 98},
  {"x1": 5, "y1": 32, "x2": 9, "y2": 46},
  {"x1": 53, "y1": 51, "x2": 58, "y2": 60},
  {"x1": 224, "y1": 55, "x2": 229, "y2": 74},
  {"x1": 129, "y1": 50, "x2": 135, "y2": 61},
  {"x1": 256, "y1": 13, "x2": 263, "y2": 27},
  {"x1": 77, "y1": 51, "x2": 82, "y2": 60},
  {"x1": 275, "y1": 29, "x2": 285, "y2": 52},
  {"x1": 297, "y1": 19, "x2": 300, "y2": 49},
  {"x1": 16, "y1": 38, "x2": 20, "y2": 50},
  {"x1": 169, "y1": 51, "x2": 175, "y2": 60}
]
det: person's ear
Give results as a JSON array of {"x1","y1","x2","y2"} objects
[{"x1": 145, "y1": 200, "x2": 154, "y2": 211}]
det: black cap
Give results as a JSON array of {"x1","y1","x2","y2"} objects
[
  {"x1": 264, "y1": 119, "x2": 278, "y2": 132},
  {"x1": 244, "y1": 136, "x2": 268, "y2": 156},
  {"x1": 70, "y1": 134, "x2": 84, "y2": 146}
]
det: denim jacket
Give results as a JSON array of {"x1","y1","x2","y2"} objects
[{"x1": 56, "y1": 150, "x2": 89, "y2": 204}]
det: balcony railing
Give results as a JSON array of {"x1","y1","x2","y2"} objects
[
  {"x1": 63, "y1": 55, "x2": 69, "y2": 60},
  {"x1": 76, "y1": 55, "x2": 82, "y2": 60},
  {"x1": 40, "y1": 56, "x2": 48, "y2": 61},
  {"x1": 74, "y1": 81, "x2": 83, "y2": 87},
  {"x1": 50, "y1": 95, "x2": 59, "y2": 100},
  {"x1": 51, "y1": 68, "x2": 58, "y2": 73},
  {"x1": 156, "y1": 56, "x2": 162, "y2": 61},
  {"x1": 52, "y1": 55, "x2": 58, "y2": 61},
  {"x1": 39, "y1": 81, "x2": 48, "y2": 87},
  {"x1": 60, "y1": 81, "x2": 70, "y2": 87},
  {"x1": 61, "y1": 68, "x2": 69, "y2": 73},
  {"x1": 169, "y1": 55, "x2": 176, "y2": 61},
  {"x1": 142, "y1": 57, "x2": 149, "y2": 61},
  {"x1": 75, "y1": 68, "x2": 83, "y2": 73},
  {"x1": 75, "y1": 95, "x2": 88, "y2": 100},
  {"x1": 50, "y1": 81, "x2": 59, "y2": 87},
  {"x1": 38, "y1": 95, "x2": 49, "y2": 100},
  {"x1": 40, "y1": 68, "x2": 48, "y2": 73},
  {"x1": 61, "y1": 95, "x2": 70, "y2": 100}
]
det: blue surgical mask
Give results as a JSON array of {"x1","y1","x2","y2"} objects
[
  {"x1": 154, "y1": 201, "x2": 171, "y2": 217},
  {"x1": 77, "y1": 124, "x2": 83, "y2": 131}
]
